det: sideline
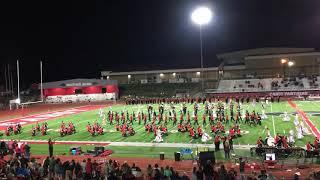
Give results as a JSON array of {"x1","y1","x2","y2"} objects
[
  {"x1": 287, "y1": 99, "x2": 320, "y2": 139},
  {"x1": 0, "y1": 139, "x2": 255, "y2": 149}
]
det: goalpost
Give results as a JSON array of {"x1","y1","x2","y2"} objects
[{"x1": 10, "y1": 60, "x2": 44, "y2": 110}]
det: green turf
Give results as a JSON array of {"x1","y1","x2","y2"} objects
[
  {"x1": 27, "y1": 144, "x2": 252, "y2": 160},
  {"x1": 1, "y1": 101, "x2": 319, "y2": 147}
]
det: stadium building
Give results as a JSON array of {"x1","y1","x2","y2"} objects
[
  {"x1": 101, "y1": 47, "x2": 320, "y2": 97},
  {"x1": 42, "y1": 78, "x2": 119, "y2": 103}
]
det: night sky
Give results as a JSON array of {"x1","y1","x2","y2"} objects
[{"x1": 0, "y1": 0, "x2": 320, "y2": 88}]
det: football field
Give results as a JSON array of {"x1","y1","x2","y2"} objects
[{"x1": 1, "y1": 100, "x2": 320, "y2": 147}]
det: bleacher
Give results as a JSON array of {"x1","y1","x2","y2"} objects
[
  {"x1": 216, "y1": 79, "x2": 268, "y2": 92},
  {"x1": 215, "y1": 75, "x2": 320, "y2": 93}
]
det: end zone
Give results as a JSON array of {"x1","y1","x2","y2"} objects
[{"x1": 0, "y1": 105, "x2": 103, "y2": 130}]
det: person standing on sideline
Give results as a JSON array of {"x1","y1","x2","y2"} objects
[
  {"x1": 48, "y1": 138, "x2": 54, "y2": 157},
  {"x1": 224, "y1": 140, "x2": 230, "y2": 159},
  {"x1": 239, "y1": 157, "x2": 245, "y2": 174}
]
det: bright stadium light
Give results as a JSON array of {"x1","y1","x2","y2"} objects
[
  {"x1": 172, "y1": 73, "x2": 176, "y2": 77},
  {"x1": 191, "y1": 6, "x2": 213, "y2": 92},
  {"x1": 160, "y1": 73, "x2": 164, "y2": 77},
  {"x1": 128, "y1": 75, "x2": 131, "y2": 79},
  {"x1": 191, "y1": 6, "x2": 212, "y2": 25},
  {"x1": 15, "y1": 98, "x2": 20, "y2": 104},
  {"x1": 196, "y1": 72, "x2": 201, "y2": 75},
  {"x1": 281, "y1": 58, "x2": 288, "y2": 64},
  {"x1": 107, "y1": 76, "x2": 110, "y2": 80},
  {"x1": 288, "y1": 61, "x2": 294, "y2": 67}
]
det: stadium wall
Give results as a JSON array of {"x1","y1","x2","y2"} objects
[
  {"x1": 206, "y1": 90, "x2": 320, "y2": 97},
  {"x1": 41, "y1": 78, "x2": 119, "y2": 102},
  {"x1": 43, "y1": 85, "x2": 118, "y2": 96}
]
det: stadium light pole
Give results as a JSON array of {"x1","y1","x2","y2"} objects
[
  {"x1": 16, "y1": 60, "x2": 20, "y2": 104},
  {"x1": 288, "y1": 61, "x2": 294, "y2": 77},
  {"x1": 40, "y1": 61, "x2": 43, "y2": 102},
  {"x1": 191, "y1": 6, "x2": 212, "y2": 92},
  {"x1": 280, "y1": 58, "x2": 287, "y2": 78}
]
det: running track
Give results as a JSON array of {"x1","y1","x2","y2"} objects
[
  {"x1": 287, "y1": 99, "x2": 320, "y2": 139},
  {"x1": 0, "y1": 105, "x2": 103, "y2": 130}
]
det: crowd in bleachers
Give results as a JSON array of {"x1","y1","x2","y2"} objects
[
  {"x1": 308, "y1": 75, "x2": 319, "y2": 88},
  {"x1": 0, "y1": 154, "x2": 191, "y2": 180},
  {"x1": 232, "y1": 79, "x2": 264, "y2": 92},
  {"x1": 220, "y1": 75, "x2": 320, "y2": 92},
  {"x1": 271, "y1": 80, "x2": 280, "y2": 90},
  {"x1": 1, "y1": 153, "x2": 318, "y2": 179},
  {"x1": 0, "y1": 138, "x2": 320, "y2": 179}
]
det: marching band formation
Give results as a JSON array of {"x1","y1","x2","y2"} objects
[{"x1": 3, "y1": 96, "x2": 316, "y2": 154}]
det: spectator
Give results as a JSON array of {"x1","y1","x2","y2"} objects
[
  {"x1": 16, "y1": 163, "x2": 31, "y2": 178},
  {"x1": 48, "y1": 156, "x2": 55, "y2": 179},
  {"x1": 196, "y1": 166, "x2": 204, "y2": 180},
  {"x1": 42, "y1": 156, "x2": 49, "y2": 176},
  {"x1": 224, "y1": 140, "x2": 230, "y2": 159},
  {"x1": 181, "y1": 172, "x2": 190, "y2": 180},
  {"x1": 153, "y1": 168, "x2": 162, "y2": 180},
  {"x1": 163, "y1": 165, "x2": 172, "y2": 179},
  {"x1": 203, "y1": 160, "x2": 213, "y2": 180},
  {"x1": 147, "y1": 164, "x2": 153, "y2": 177},
  {"x1": 192, "y1": 167, "x2": 197, "y2": 180},
  {"x1": 75, "y1": 162, "x2": 82, "y2": 179},
  {"x1": 239, "y1": 157, "x2": 245, "y2": 174},
  {"x1": 258, "y1": 170, "x2": 268, "y2": 180},
  {"x1": 54, "y1": 158, "x2": 63, "y2": 179},
  {"x1": 80, "y1": 159, "x2": 86, "y2": 177},
  {"x1": 267, "y1": 172, "x2": 276, "y2": 180},
  {"x1": 218, "y1": 164, "x2": 228, "y2": 180},
  {"x1": 48, "y1": 138, "x2": 54, "y2": 158},
  {"x1": 85, "y1": 158, "x2": 92, "y2": 179}
]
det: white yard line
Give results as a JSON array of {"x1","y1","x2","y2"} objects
[{"x1": 0, "y1": 139, "x2": 255, "y2": 149}]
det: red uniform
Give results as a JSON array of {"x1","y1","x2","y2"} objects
[
  {"x1": 257, "y1": 139, "x2": 263, "y2": 147},
  {"x1": 229, "y1": 128, "x2": 235, "y2": 137},
  {"x1": 211, "y1": 125, "x2": 216, "y2": 133},
  {"x1": 197, "y1": 127, "x2": 202, "y2": 136},
  {"x1": 121, "y1": 125, "x2": 126, "y2": 136},
  {"x1": 190, "y1": 129, "x2": 195, "y2": 137},
  {"x1": 282, "y1": 137, "x2": 288, "y2": 148},
  {"x1": 307, "y1": 142, "x2": 312, "y2": 151},
  {"x1": 314, "y1": 138, "x2": 319, "y2": 149},
  {"x1": 116, "y1": 114, "x2": 119, "y2": 123},
  {"x1": 86, "y1": 124, "x2": 91, "y2": 132}
]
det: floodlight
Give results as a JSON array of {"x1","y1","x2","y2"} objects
[
  {"x1": 281, "y1": 59, "x2": 287, "y2": 64},
  {"x1": 288, "y1": 61, "x2": 294, "y2": 67},
  {"x1": 191, "y1": 6, "x2": 212, "y2": 25}
]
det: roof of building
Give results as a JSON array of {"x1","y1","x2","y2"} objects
[
  {"x1": 101, "y1": 67, "x2": 218, "y2": 76},
  {"x1": 217, "y1": 47, "x2": 316, "y2": 59},
  {"x1": 245, "y1": 51, "x2": 320, "y2": 60}
]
